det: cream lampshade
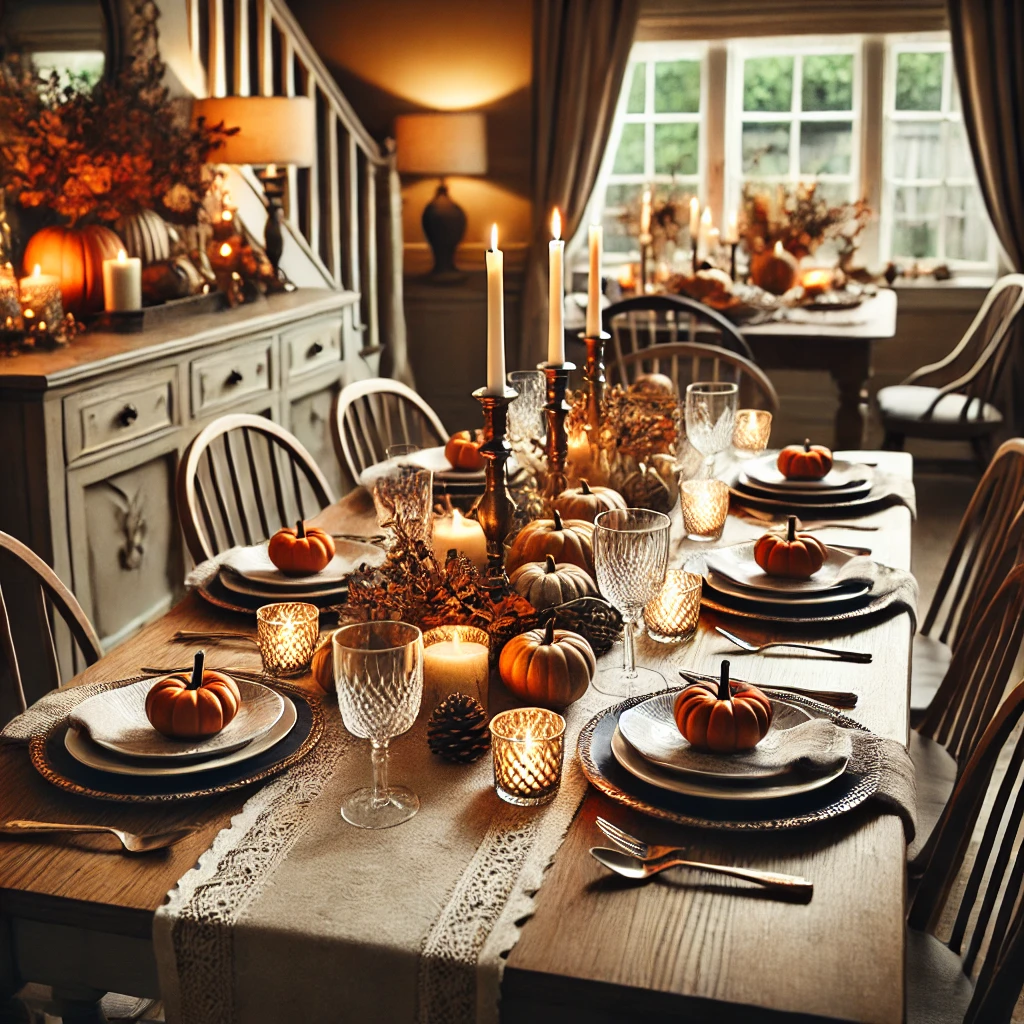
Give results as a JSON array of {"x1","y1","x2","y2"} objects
[
  {"x1": 394, "y1": 112, "x2": 486, "y2": 282},
  {"x1": 192, "y1": 96, "x2": 316, "y2": 274}
]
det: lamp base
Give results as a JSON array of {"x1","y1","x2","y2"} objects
[{"x1": 422, "y1": 181, "x2": 467, "y2": 283}]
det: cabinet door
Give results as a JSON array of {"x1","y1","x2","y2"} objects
[
  {"x1": 288, "y1": 380, "x2": 345, "y2": 498},
  {"x1": 66, "y1": 437, "x2": 184, "y2": 651}
]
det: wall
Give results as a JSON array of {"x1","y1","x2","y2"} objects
[{"x1": 288, "y1": 0, "x2": 534, "y2": 256}]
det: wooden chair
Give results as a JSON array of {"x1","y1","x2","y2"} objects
[
  {"x1": 176, "y1": 414, "x2": 335, "y2": 563},
  {"x1": 602, "y1": 294, "x2": 755, "y2": 369},
  {"x1": 909, "y1": 563, "x2": 1024, "y2": 865},
  {"x1": 878, "y1": 274, "x2": 1024, "y2": 467},
  {"x1": 333, "y1": 378, "x2": 449, "y2": 483},
  {"x1": 911, "y1": 438, "x2": 1024, "y2": 716},
  {"x1": 906, "y1": 678, "x2": 1024, "y2": 1023},
  {"x1": 0, "y1": 531, "x2": 101, "y2": 724},
  {"x1": 607, "y1": 341, "x2": 780, "y2": 414}
]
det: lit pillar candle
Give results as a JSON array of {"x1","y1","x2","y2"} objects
[
  {"x1": 19, "y1": 264, "x2": 62, "y2": 329},
  {"x1": 547, "y1": 208, "x2": 565, "y2": 364},
  {"x1": 689, "y1": 196, "x2": 700, "y2": 239},
  {"x1": 102, "y1": 249, "x2": 142, "y2": 312},
  {"x1": 422, "y1": 626, "x2": 490, "y2": 707},
  {"x1": 432, "y1": 508, "x2": 488, "y2": 570},
  {"x1": 486, "y1": 223, "x2": 505, "y2": 394},
  {"x1": 585, "y1": 223, "x2": 602, "y2": 337}
]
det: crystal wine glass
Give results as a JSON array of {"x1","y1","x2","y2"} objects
[
  {"x1": 371, "y1": 445, "x2": 433, "y2": 546},
  {"x1": 507, "y1": 370, "x2": 546, "y2": 474},
  {"x1": 592, "y1": 508, "x2": 671, "y2": 697},
  {"x1": 685, "y1": 381, "x2": 739, "y2": 478},
  {"x1": 333, "y1": 621, "x2": 424, "y2": 829}
]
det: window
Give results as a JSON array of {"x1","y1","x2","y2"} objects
[
  {"x1": 883, "y1": 42, "x2": 993, "y2": 267},
  {"x1": 599, "y1": 43, "x2": 705, "y2": 259},
  {"x1": 731, "y1": 42, "x2": 859, "y2": 206}
]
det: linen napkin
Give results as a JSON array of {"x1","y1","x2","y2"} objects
[{"x1": 0, "y1": 677, "x2": 142, "y2": 745}]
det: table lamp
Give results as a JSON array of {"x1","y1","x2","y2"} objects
[
  {"x1": 394, "y1": 112, "x2": 486, "y2": 282},
  {"x1": 191, "y1": 96, "x2": 316, "y2": 275}
]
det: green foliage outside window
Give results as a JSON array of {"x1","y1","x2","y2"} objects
[
  {"x1": 654, "y1": 60, "x2": 701, "y2": 113},
  {"x1": 802, "y1": 55, "x2": 853, "y2": 111},
  {"x1": 626, "y1": 64, "x2": 645, "y2": 114},
  {"x1": 613, "y1": 123, "x2": 645, "y2": 174},
  {"x1": 743, "y1": 56, "x2": 793, "y2": 112},
  {"x1": 895, "y1": 52, "x2": 944, "y2": 111},
  {"x1": 654, "y1": 123, "x2": 699, "y2": 174}
]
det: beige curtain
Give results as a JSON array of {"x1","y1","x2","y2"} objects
[{"x1": 520, "y1": 0, "x2": 640, "y2": 368}]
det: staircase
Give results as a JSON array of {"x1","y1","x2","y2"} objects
[{"x1": 183, "y1": 0, "x2": 408, "y2": 380}]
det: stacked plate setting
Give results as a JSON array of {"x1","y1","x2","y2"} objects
[
  {"x1": 612, "y1": 691, "x2": 849, "y2": 803},
  {"x1": 66, "y1": 676, "x2": 296, "y2": 781},
  {"x1": 358, "y1": 445, "x2": 502, "y2": 501},
  {"x1": 698, "y1": 540, "x2": 876, "y2": 617},
  {"x1": 732, "y1": 454, "x2": 875, "y2": 511}
]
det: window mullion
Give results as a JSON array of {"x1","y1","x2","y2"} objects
[{"x1": 790, "y1": 53, "x2": 803, "y2": 184}]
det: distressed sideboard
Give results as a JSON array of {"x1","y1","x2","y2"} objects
[{"x1": 0, "y1": 289, "x2": 372, "y2": 686}]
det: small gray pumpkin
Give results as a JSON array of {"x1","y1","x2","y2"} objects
[
  {"x1": 509, "y1": 554, "x2": 598, "y2": 611},
  {"x1": 117, "y1": 209, "x2": 172, "y2": 266}
]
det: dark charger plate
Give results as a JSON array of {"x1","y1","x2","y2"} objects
[
  {"x1": 578, "y1": 689, "x2": 881, "y2": 831},
  {"x1": 30, "y1": 684, "x2": 324, "y2": 803}
]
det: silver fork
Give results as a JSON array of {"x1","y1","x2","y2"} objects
[
  {"x1": 716, "y1": 626, "x2": 872, "y2": 664},
  {"x1": 736, "y1": 507, "x2": 879, "y2": 532},
  {"x1": 678, "y1": 667, "x2": 858, "y2": 709},
  {"x1": 593, "y1": 819, "x2": 813, "y2": 894}
]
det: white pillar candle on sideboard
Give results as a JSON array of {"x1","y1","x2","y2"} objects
[
  {"x1": 547, "y1": 207, "x2": 565, "y2": 364},
  {"x1": 485, "y1": 223, "x2": 505, "y2": 394},
  {"x1": 102, "y1": 249, "x2": 142, "y2": 312}
]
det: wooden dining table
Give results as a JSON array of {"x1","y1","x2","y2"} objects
[{"x1": 0, "y1": 450, "x2": 914, "y2": 1023}]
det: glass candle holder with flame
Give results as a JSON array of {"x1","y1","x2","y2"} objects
[
  {"x1": 256, "y1": 602, "x2": 320, "y2": 676},
  {"x1": 490, "y1": 707, "x2": 565, "y2": 806}
]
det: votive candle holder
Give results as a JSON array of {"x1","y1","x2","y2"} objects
[
  {"x1": 256, "y1": 602, "x2": 320, "y2": 676},
  {"x1": 732, "y1": 409, "x2": 773, "y2": 457},
  {"x1": 0, "y1": 264, "x2": 22, "y2": 330},
  {"x1": 643, "y1": 569, "x2": 702, "y2": 643},
  {"x1": 19, "y1": 266, "x2": 63, "y2": 331},
  {"x1": 681, "y1": 478, "x2": 730, "y2": 542},
  {"x1": 490, "y1": 707, "x2": 565, "y2": 807}
]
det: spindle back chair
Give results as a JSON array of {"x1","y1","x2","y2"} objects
[
  {"x1": 0, "y1": 531, "x2": 101, "y2": 725},
  {"x1": 907, "y1": 679, "x2": 1024, "y2": 1023},
  {"x1": 601, "y1": 294, "x2": 755, "y2": 366},
  {"x1": 176, "y1": 414, "x2": 335, "y2": 563},
  {"x1": 333, "y1": 378, "x2": 448, "y2": 482},
  {"x1": 608, "y1": 341, "x2": 780, "y2": 414}
]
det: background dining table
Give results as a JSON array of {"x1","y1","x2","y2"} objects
[{"x1": 0, "y1": 450, "x2": 913, "y2": 1023}]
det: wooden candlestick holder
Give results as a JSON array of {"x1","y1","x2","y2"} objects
[
  {"x1": 472, "y1": 385, "x2": 518, "y2": 582},
  {"x1": 539, "y1": 361, "x2": 575, "y2": 498}
]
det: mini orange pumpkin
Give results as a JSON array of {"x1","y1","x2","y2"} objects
[
  {"x1": 498, "y1": 620, "x2": 596, "y2": 709},
  {"x1": 310, "y1": 632, "x2": 335, "y2": 695},
  {"x1": 268, "y1": 520, "x2": 336, "y2": 576},
  {"x1": 754, "y1": 516, "x2": 828, "y2": 579},
  {"x1": 750, "y1": 243, "x2": 799, "y2": 296},
  {"x1": 444, "y1": 430, "x2": 486, "y2": 471},
  {"x1": 145, "y1": 651, "x2": 241, "y2": 739},
  {"x1": 510, "y1": 554, "x2": 598, "y2": 611},
  {"x1": 506, "y1": 511, "x2": 595, "y2": 575},
  {"x1": 777, "y1": 439, "x2": 834, "y2": 481},
  {"x1": 673, "y1": 661, "x2": 773, "y2": 753},
  {"x1": 552, "y1": 479, "x2": 627, "y2": 524},
  {"x1": 24, "y1": 224, "x2": 125, "y2": 317}
]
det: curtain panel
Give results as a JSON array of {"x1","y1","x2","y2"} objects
[{"x1": 520, "y1": 0, "x2": 640, "y2": 369}]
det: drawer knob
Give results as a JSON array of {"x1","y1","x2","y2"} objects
[
  {"x1": 226, "y1": 369, "x2": 244, "y2": 386},
  {"x1": 307, "y1": 341, "x2": 324, "y2": 358},
  {"x1": 118, "y1": 403, "x2": 139, "y2": 427}
]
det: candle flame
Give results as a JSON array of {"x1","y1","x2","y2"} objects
[
  {"x1": 690, "y1": 197, "x2": 699, "y2": 213},
  {"x1": 451, "y1": 508, "x2": 463, "y2": 525},
  {"x1": 117, "y1": 249, "x2": 127, "y2": 263},
  {"x1": 32, "y1": 264, "x2": 41, "y2": 278},
  {"x1": 774, "y1": 240, "x2": 784, "y2": 257},
  {"x1": 265, "y1": 163, "x2": 278, "y2": 177},
  {"x1": 551, "y1": 207, "x2": 561, "y2": 241},
  {"x1": 490, "y1": 223, "x2": 498, "y2": 251},
  {"x1": 701, "y1": 206, "x2": 712, "y2": 226},
  {"x1": 220, "y1": 242, "x2": 232, "y2": 257},
  {"x1": 222, "y1": 210, "x2": 233, "y2": 222}
]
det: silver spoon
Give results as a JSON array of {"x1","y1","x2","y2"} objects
[
  {"x1": 0, "y1": 820, "x2": 195, "y2": 853},
  {"x1": 590, "y1": 847, "x2": 813, "y2": 895}
]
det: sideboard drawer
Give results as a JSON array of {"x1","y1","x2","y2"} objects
[
  {"x1": 64, "y1": 368, "x2": 177, "y2": 463},
  {"x1": 283, "y1": 317, "x2": 342, "y2": 379},
  {"x1": 191, "y1": 339, "x2": 272, "y2": 416}
]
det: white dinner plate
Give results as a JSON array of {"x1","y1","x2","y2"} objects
[
  {"x1": 70, "y1": 677, "x2": 285, "y2": 761},
  {"x1": 744, "y1": 455, "x2": 873, "y2": 491},
  {"x1": 736, "y1": 474, "x2": 873, "y2": 503},
  {"x1": 218, "y1": 569, "x2": 348, "y2": 601},
  {"x1": 704, "y1": 570, "x2": 871, "y2": 608},
  {"x1": 65, "y1": 696, "x2": 298, "y2": 776},
  {"x1": 611, "y1": 727, "x2": 847, "y2": 801},
  {"x1": 619, "y1": 693, "x2": 814, "y2": 780},
  {"x1": 220, "y1": 538, "x2": 384, "y2": 587},
  {"x1": 705, "y1": 542, "x2": 861, "y2": 594}
]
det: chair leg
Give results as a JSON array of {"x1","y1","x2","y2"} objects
[{"x1": 882, "y1": 430, "x2": 905, "y2": 451}]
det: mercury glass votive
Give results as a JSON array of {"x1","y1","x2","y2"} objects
[
  {"x1": 490, "y1": 707, "x2": 565, "y2": 807},
  {"x1": 681, "y1": 478, "x2": 730, "y2": 542},
  {"x1": 732, "y1": 409, "x2": 773, "y2": 457},
  {"x1": 643, "y1": 569, "x2": 702, "y2": 643},
  {"x1": 19, "y1": 265, "x2": 63, "y2": 330},
  {"x1": 0, "y1": 264, "x2": 22, "y2": 330},
  {"x1": 256, "y1": 602, "x2": 320, "y2": 676}
]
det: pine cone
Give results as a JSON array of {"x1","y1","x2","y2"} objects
[{"x1": 427, "y1": 693, "x2": 490, "y2": 764}]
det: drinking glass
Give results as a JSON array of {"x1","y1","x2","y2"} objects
[
  {"x1": 685, "y1": 381, "x2": 739, "y2": 478},
  {"x1": 371, "y1": 445, "x2": 433, "y2": 546},
  {"x1": 333, "y1": 621, "x2": 424, "y2": 829},
  {"x1": 592, "y1": 508, "x2": 672, "y2": 697},
  {"x1": 507, "y1": 370, "x2": 546, "y2": 473}
]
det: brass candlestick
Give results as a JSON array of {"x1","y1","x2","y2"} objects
[
  {"x1": 473, "y1": 385, "x2": 518, "y2": 582},
  {"x1": 539, "y1": 361, "x2": 575, "y2": 498},
  {"x1": 581, "y1": 331, "x2": 609, "y2": 438},
  {"x1": 639, "y1": 234, "x2": 652, "y2": 294}
]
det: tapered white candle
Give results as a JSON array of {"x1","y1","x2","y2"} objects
[
  {"x1": 699, "y1": 206, "x2": 713, "y2": 251},
  {"x1": 724, "y1": 210, "x2": 739, "y2": 245},
  {"x1": 689, "y1": 196, "x2": 700, "y2": 238},
  {"x1": 486, "y1": 223, "x2": 505, "y2": 393},
  {"x1": 586, "y1": 223, "x2": 602, "y2": 337},
  {"x1": 547, "y1": 208, "x2": 565, "y2": 364},
  {"x1": 640, "y1": 190, "x2": 652, "y2": 237}
]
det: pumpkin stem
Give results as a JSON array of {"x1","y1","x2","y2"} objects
[
  {"x1": 580, "y1": 479, "x2": 592, "y2": 495},
  {"x1": 544, "y1": 554, "x2": 558, "y2": 573},
  {"x1": 542, "y1": 618, "x2": 556, "y2": 645},
  {"x1": 803, "y1": 438, "x2": 811, "y2": 452},
  {"x1": 787, "y1": 515, "x2": 797, "y2": 541},
  {"x1": 190, "y1": 650, "x2": 205, "y2": 690},
  {"x1": 552, "y1": 509, "x2": 564, "y2": 531},
  {"x1": 296, "y1": 519, "x2": 306, "y2": 539},
  {"x1": 718, "y1": 660, "x2": 731, "y2": 701}
]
